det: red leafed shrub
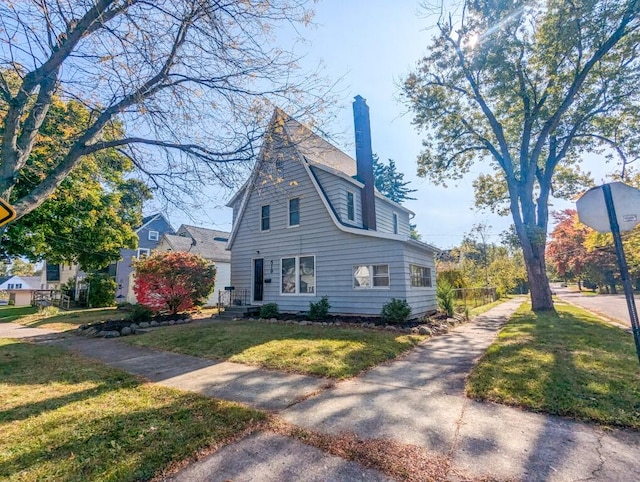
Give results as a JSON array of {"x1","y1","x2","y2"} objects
[{"x1": 134, "y1": 251, "x2": 216, "y2": 314}]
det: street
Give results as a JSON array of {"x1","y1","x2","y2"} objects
[{"x1": 554, "y1": 284, "x2": 635, "y2": 329}]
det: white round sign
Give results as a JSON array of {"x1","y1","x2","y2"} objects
[{"x1": 576, "y1": 182, "x2": 640, "y2": 233}]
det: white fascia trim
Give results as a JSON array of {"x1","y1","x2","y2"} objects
[
  {"x1": 309, "y1": 158, "x2": 413, "y2": 216},
  {"x1": 296, "y1": 150, "x2": 416, "y2": 243},
  {"x1": 226, "y1": 180, "x2": 249, "y2": 207},
  {"x1": 374, "y1": 192, "x2": 414, "y2": 215},
  {"x1": 136, "y1": 213, "x2": 174, "y2": 234},
  {"x1": 226, "y1": 112, "x2": 279, "y2": 249}
]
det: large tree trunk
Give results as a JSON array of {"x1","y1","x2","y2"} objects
[{"x1": 522, "y1": 244, "x2": 554, "y2": 311}]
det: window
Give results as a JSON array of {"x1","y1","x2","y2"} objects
[
  {"x1": 281, "y1": 255, "x2": 315, "y2": 294},
  {"x1": 275, "y1": 158, "x2": 284, "y2": 172},
  {"x1": 347, "y1": 191, "x2": 355, "y2": 221},
  {"x1": 16, "y1": 283, "x2": 22, "y2": 289},
  {"x1": 289, "y1": 198, "x2": 300, "y2": 226},
  {"x1": 7, "y1": 283, "x2": 14, "y2": 289},
  {"x1": 392, "y1": 213, "x2": 399, "y2": 234},
  {"x1": 148, "y1": 230, "x2": 159, "y2": 241},
  {"x1": 261, "y1": 205, "x2": 270, "y2": 231},
  {"x1": 353, "y1": 264, "x2": 390, "y2": 288},
  {"x1": 410, "y1": 265, "x2": 432, "y2": 287},
  {"x1": 137, "y1": 248, "x2": 150, "y2": 258}
]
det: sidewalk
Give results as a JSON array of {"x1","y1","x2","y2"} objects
[{"x1": 5, "y1": 298, "x2": 640, "y2": 481}]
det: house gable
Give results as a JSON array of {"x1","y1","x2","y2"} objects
[
  {"x1": 227, "y1": 109, "x2": 436, "y2": 250},
  {"x1": 227, "y1": 106, "x2": 438, "y2": 316}
]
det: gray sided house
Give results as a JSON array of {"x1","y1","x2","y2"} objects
[
  {"x1": 156, "y1": 225, "x2": 231, "y2": 307},
  {"x1": 114, "y1": 213, "x2": 174, "y2": 303},
  {"x1": 226, "y1": 96, "x2": 438, "y2": 318}
]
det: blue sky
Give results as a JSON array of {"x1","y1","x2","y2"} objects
[{"x1": 164, "y1": 1, "x2": 617, "y2": 248}]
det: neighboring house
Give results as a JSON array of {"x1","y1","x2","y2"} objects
[
  {"x1": 40, "y1": 263, "x2": 82, "y2": 292},
  {"x1": 41, "y1": 213, "x2": 174, "y2": 304},
  {"x1": 156, "y1": 225, "x2": 231, "y2": 307},
  {"x1": 0, "y1": 275, "x2": 42, "y2": 306},
  {"x1": 226, "y1": 96, "x2": 438, "y2": 317},
  {"x1": 114, "y1": 213, "x2": 174, "y2": 303}
]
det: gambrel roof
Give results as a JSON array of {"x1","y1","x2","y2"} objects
[{"x1": 226, "y1": 108, "x2": 438, "y2": 253}]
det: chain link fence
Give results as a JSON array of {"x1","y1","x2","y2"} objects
[{"x1": 452, "y1": 287, "x2": 498, "y2": 310}]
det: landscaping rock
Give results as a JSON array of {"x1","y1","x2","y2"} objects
[
  {"x1": 168, "y1": 320, "x2": 176, "y2": 325},
  {"x1": 104, "y1": 330, "x2": 120, "y2": 338},
  {"x1": 418, "y1": 326, "x2": 432, "y2": 336},
  {"x1": 120, "y1": 326, "x2": 132, "y2": 336},
  {"x1": 150, "y1": 320, "x2": 159, "y2": 327},
  {"x1": 411, "y1": 327, "x2": 419, "y2": 334},
  {"x1": 159, "y1": 321, "x2": 169, "y2": 326},
  {"x1": 95, "y1": 331, "x2": 106, "y2": 338},
  {"x1": 299, "y1": 320, "x2": 309, "y2": 326},
  {"x1": 384, "y1": 325, "x2": 397, "y2": 331},
  {"x1": 139, "y1": 322, "x2": 150, "y2": 329},
  {"x1": 129, "y1": 323, "x2": 139, "y2": 331}
]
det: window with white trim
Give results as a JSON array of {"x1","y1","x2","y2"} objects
[
  {"x1": 8, "y1": 283, "x2": 14, "y2": 289},
  {"x1": 16, "y1": 283, "x2": 22, "y2": 289},
  {"x1": 410, "y1": 265, "x2": 432, "y2": 287},
  {"x1": 261, "y1": 205, "x2": 270, "y2": 231},
  {"x1": 392, "y1": 213, "x2": 399, "y2": 234},
  {"x1": 281, "y1": 255, "x2": 315, "y2": 294},
  {"x1": 148, "y1": 230, "x2": 159, "y2": 241},
  {"x1": 353, "y1": 264, "x2": 390, "y2": 288},
  {"x1": 347, "y1": 191, "x2": 355, "y2": 221},
  {"x1": 137, "y1": 248, "x2": 150, "y2": 258},
  {"x1": 289, "y1": 198, "x2": 300, "y2": 226}
]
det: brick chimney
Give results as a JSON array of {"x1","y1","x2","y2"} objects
[{"x1": 353, "y1": 95, "x2": 377, "y2": 230}]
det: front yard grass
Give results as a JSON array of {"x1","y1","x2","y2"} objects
[
  {"x1": 0, "y1": 306, "x2": 38, "y2": 323},
  {"x1": 13, "y1": 306, "x2": 118, "y2": 331},
  {"x1": 0, "y1": 338, "x2": 264, "y2": 481},
  {"x1": 126, "y1": 321, "x2": 427, "y2": 379},
  {"x1": 466, "y1": 301, "x2": 640, "y2": 429}
]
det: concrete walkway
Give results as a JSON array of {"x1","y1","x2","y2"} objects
[{"x1": 4, "y1": 298, "x2": 639, "y2": 481}]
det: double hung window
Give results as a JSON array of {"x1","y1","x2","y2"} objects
[
  {"x1": 410, "y1": 265, "x2": 432, "y2": 287},
  {"x1": 282, "y1": 256, "x2": 315, "y2": 294},
  {"x1": 353, "y1": 264, "x2": 390, "y2": 288},
  {"x1": 261, "y1": 205, "x2": 270, "y2": 231},
  {"x1": 347, "y1": 191, "x2": 355, "y2": 221},
  {"x1": 289, "y1": 198, "x2": 300, "y2": 226}
]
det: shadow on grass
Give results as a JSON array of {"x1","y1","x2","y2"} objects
[
  {"x1": 0, "y1": 306, "x2": 38, "y2": 323},
  {"x1": 0, "y1": 339, "x2": 262, "y2": 482},
  {"x1": 17, "y1": 307, "x2": 118, "y2": 329},
  {"x1": 125, "y1": 321, "x2": 425, "y2": 378},
  {"x1": 467, "y1": 305, "x2": 640, "y2": 428}
]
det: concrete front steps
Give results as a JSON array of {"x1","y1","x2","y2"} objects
[{"x1": 216, "y1": 305, "x2": 261, "y2": 320}]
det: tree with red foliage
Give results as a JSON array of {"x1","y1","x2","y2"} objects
[
  {"x1": 134, "y1": 251, "x2": 216, "y2": 314},
  {"x1": 546, "y1": 210, "x2": 592, "y2": 290}
]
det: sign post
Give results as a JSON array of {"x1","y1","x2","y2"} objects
[{"x1": 577, "y1": 182, "x2": 640, "y2": 365}]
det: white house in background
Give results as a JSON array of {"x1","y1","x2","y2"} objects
[
  {"x1": 0, "y1": 275, "x2": 42, "y2": 306},
  {"x1": 156, "y1": 225, "x2": 231, "y2": 307},
  {"x1": 226, "y1": 96, "x2": 439, "y2": 317}
]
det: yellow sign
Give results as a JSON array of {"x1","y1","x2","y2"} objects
[{"x1": 0, "y1": 197, "x2": 16, "y2": 227}]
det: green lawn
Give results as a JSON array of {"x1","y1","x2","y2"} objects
[
  {"x1": 468, "y1": 296, "x2": 512, "y2": 318},
  {"x1": 466, "y1": 301, "x2": 640, "y2": 428},
  {"x1": 0, "y1": 338, "x2": 264, "y2": 481},
  {"x1": 0, "y1": 306, "x2": 38, "y2": 323},
  {"x1": 126, "y1": 321, "x2": 427, "y2": 379},
  {"x1": 12, "y1": 306, "x2": 119, "y2": 331}
]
